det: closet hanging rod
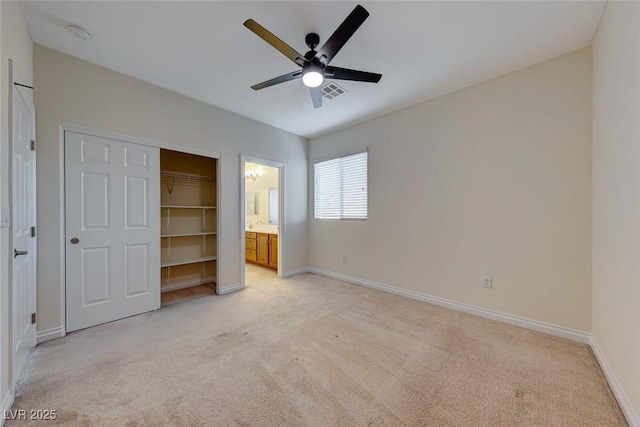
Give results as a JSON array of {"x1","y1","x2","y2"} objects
[{"x1": 161, "y1": 171, "x2": 214, "y2": 182}]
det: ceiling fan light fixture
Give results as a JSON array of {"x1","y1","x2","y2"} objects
[{"x1": 302, "y1": 65, "x2": 324, "y2": 88}]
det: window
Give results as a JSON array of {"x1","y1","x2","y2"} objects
[{"x1": 314, "y1": 151, "x2": 368, "y2": 220}]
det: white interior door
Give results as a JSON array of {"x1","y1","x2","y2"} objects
[
  {"x1": 65, "y1": 131, "x2": 160, "y2": 332},
  {"x1": 11, "y1": 75, "x2": 37, "y2": 385}
]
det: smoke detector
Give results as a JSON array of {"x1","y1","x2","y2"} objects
[
  {"x1": 67, "y1": 24, "x2": 92, "y2": 40},
  {"x1": 321, "y1": 82, "x2": 348, "y2": 100}
]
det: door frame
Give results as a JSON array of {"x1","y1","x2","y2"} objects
[
  {"x1": 59, "y1": 122, "x2": 221, "y2": 334},
  {"x1": 240, "y1": 154, "x2": 285, "y2": 288},
  {"x1": 8, "y1": 59, "x2": 37, "y2": 389}
]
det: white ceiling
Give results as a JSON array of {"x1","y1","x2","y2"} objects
[{"x1": 22, "y1": 1, "x2": 605, "y2": 139}]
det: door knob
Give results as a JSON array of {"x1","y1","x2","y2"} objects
[
  {"x1": 70, "y1": 238, "x2": 80, "y2": 244},
  {"x1": 14, "y1": 249, "x2": 28, "y2": 258}
]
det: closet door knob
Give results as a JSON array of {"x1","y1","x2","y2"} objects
[{"x1": 70, "y1": 238, "x2": 80, "y2": 244}]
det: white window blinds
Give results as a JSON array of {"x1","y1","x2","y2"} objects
[{"x1": 314, "y1": 151, "x2": 368, "y2": 220}]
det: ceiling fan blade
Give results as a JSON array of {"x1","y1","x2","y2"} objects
[
  {"x1": 244, "y1": 19, "x2": 308, "y2": 67},
  {"x1": 315, "y1": 5, "x2": 369, "y2": 66},
  {"x1": 251, "y1": 70, "x2": 302, "y2": 90},
  {"x1": 324, "y1": 66, "x2": 382, "y2": 83},
  {"x1": 310, "y1": 87, "x2": 323, "y2": 109}
]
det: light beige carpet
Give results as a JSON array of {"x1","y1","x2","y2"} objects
[{"x1": 10, "y1": 273, "x2": 626, "y2": 426}]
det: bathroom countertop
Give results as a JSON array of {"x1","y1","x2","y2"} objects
[{"x1": 246, "y1": 227, "x2": 278, "y2": 235}]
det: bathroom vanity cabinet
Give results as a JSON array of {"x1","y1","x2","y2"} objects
[{"x1": 246, "y1": 231, "x2": 278, "y2": 270}]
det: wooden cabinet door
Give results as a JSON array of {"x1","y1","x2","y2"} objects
[
  {"x1": 246, "y1": 236, "x2": 257, "y2": 262},
  {"x1": 257, "y1": 233, "x2": 269, "y2": 265},
  {"x1": 268, "y1": 235, "x2": 278, "y2": 269},
  {"x1": 245, "y1": 233, "x2": 258, "y2": 262}
]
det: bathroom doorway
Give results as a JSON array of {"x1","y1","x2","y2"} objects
[{"x1": 241, "y1": 157, "x2": 283, "y2": 287}]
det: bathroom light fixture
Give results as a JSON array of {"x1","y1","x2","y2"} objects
[
  {"x1": 67, "y1": 24, "x2": 92, "y2": 40},
  {"x1": 245, "y1": 169, "x2": 261, "y2": 181},
  {"x1": 302, "y1": 64, "x2": 324, "y2": 88}
]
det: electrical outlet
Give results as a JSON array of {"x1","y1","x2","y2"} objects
[
  {"x1": 0, "y1": 207, "x2": 9, "y2": 228},
  {"x1": 342, "y1": 255, "x2": 347, "y2": 263},
  {"x1": 483, "y1": 276, "x2": 492, "y2": 289}
]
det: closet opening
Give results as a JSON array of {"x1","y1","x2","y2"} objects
[
  {"x1": 243, "y1": 161, "x2": 280, "y2": 286},
  {"x1": 160, "y1": 149, "x2": 218, "y2": 306}
]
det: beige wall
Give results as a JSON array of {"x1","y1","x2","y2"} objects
[
  {"x1": 33, "y1": 44, "x2": 308, "y2": 333},
  {"x1": 309, "y1": 48, "x2": 592, "y2": 332},
  {"x1": 1, "y1": 0, "x2": 33, "y2": 412},
  {"x1": 592, "y1": 1, "x2": 640, "y2": 422}
]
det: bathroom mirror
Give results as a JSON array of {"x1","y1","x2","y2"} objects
[{"x1": 245, "y1": 192, "x2": 258, "y2": 215}]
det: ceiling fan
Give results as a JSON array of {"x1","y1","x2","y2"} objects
[{"x1": 244, "y1": 4, "x2": 382, "y2": 109}]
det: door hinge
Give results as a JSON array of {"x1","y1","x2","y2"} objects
[
  {"x1": 31, "y1": 313, "x2": 36, "y2": 324},
  {"x1": 30, "y1": 140, "x2": 35, "y2": 151},
  {"x1": 31, "y1": 226, "x2": 36, "y2": 238}
]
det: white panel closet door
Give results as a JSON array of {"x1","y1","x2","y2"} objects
[
  {"x1": 65, "y1": 131, "x2": 160, "y2": 332},
  {"x1": 12, "y1": 80, "x2": 37, "y2": 384}
]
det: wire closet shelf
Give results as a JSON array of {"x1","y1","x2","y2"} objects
[{"x1": 161, "y1": 170, "x2": 214, "y2": 194}]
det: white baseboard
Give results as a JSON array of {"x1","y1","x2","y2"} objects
[
  {"x1": 161, "y1": 277, "x2": 216, "y2": 293},
  {"x1": 37, "y1": 326, "x2": 66, "y2": 344},
  {"x1": 590, "y1": 335, "x2": 639, "y2": 427},
  {"x1": 283, "y1": 267, "x2": 311, "y2": 278},
  {"x1": 307, "y1": 267, "x2": 590, "y2": 344},
  {"x1": 218, "y1": 283, "x2": 242, "y2": 295},
  {"x1": 1, "y1": 391, "x2": 14, "y2": 427}
]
